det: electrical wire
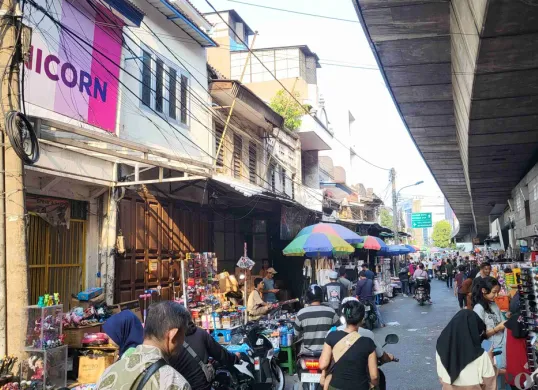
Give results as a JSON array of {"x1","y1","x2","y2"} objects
[
  {"x1": 205, "y1": 0, "x2": 391, "y2": 172},
  {"x1": 226, "y1": 0, "x2": 360, "y2": 23}
]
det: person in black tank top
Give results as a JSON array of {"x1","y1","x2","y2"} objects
[{"x1": 319, "y1": 300, "x2": 378, "y2": 390}]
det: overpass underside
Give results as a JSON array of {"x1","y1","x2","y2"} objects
[{"x1": 354, "y1": 0, "x2": 538, "y2": 240}]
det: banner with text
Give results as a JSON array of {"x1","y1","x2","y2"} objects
[{"x1": 24, "y1": 0, "x2": 123, "y2": 133}]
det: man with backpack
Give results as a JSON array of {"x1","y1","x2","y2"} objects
[{"x1": 97, "y1": 301, "x2": 191, "y2": 390}]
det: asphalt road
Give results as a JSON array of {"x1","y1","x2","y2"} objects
[{"x1": 286, "y1": 278, "x2": 460, "y2": 390}]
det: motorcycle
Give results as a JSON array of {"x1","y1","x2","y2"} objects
[
  {"x1": 360, "y1": 300, "x2": 377, "y2": 330},
  {"x1": 440, "y1": 272, "x2": 448, "y2": 282},
  {"x1": 414, "y1": 277, "x2": 430, "y2": 306},
  {"x1": 213, "y1": 322, "x2": 285, "y2": 390},
  {"x1": 378, "y1": 334, "x2": 399, "y2": 390},
  {"x1": 296, "y1": 349, "x2": 322, "y2": 390}
]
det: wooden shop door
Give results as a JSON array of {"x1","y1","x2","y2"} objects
[{"x1": 115, "y1": 194, "x2": 211, "y2": 304}]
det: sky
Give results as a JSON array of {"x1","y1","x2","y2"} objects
[{"x1": 192, "y1": 0, "x2": 444, "y2": 205}]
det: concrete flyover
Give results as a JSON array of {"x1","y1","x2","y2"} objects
[{"x1": 353, "y1": 0, "x2": 538, "y2": 240}]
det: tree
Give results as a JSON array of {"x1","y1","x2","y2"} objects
[
  {"x1": 270, "y1": 90, "x2": 305, "y2": 131},
  {"x1": 380, "y1": 208, "x2": 393, "y2": 228},
  {"x1": 432, "y1": 220, "x2": 452, "y2": 248}
]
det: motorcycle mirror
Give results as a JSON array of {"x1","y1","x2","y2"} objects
[{"x1": 384, "y1": 334, "x2": 399, "y2": 346}]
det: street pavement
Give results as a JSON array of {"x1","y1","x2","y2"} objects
[{"x1": 285, "y1": 278, "x2": 460, "y2": 390}]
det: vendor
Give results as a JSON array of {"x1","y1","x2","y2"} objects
[
  {"x1": 247, "y1": 278, "x2": 272, "y2": 320},
  {"x1": 263, "y1": 267, "x2": 279, "y2": 303}
]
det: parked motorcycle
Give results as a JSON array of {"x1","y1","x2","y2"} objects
[
  {"x1": 378, "y1": 334, "x2": 399, "y2": 390},
  {"x1": 213, "y1": 322, "x2": 284, "y2": 390},
  {"x1": 414, "y1": 277, "x2": 430, "y2": 306},
  {"x1": 360, "y1": 300, "x2": 377, "y2": 330}
]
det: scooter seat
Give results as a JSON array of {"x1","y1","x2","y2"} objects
[{"x1": 298, "y1": 350, "x2": 322, "y2": 358}]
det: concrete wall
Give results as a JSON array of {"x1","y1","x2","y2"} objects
[
  {"x1": 119, "y1": 1, "x2": 213, "y2": 164},
  {"x1": 512, "y1": 162, "x2": 538, "y2": 240}
]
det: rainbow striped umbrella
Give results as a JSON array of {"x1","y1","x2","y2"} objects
[
  {"x1": 283, "y1": 232, "x2": 355, "y2": 257},
  {"x1": 297, "y1": 223, "x2": 364, "y2": 244},
  {"x1": 355, "y1": 236, "x2": 388, "y2": 251}
]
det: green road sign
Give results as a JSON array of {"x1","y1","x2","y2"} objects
[{"x1": 411, "y1": 212, "x2": 432, "y2": 228}]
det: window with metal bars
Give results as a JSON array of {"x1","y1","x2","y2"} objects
[
  {"x1": 291, "y1": 173, "x2": 296, "y2": 200},
  {"x1": 155, "y1": 59, "x2": 164, "y2": 112},
  {"x1": 281, "y1": 167, "x2": 286, "y2": 194},
  {"x1": 233, "y1": 133, "x2": 243, "y2": 179},
  {"x1": 215, "y1": 124, "x2": 224, "y2": 167},
  {"x1": 248, "y1": 142, "x2": 257, "y2": 184}
]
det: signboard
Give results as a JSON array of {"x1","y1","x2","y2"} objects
[
  {"x1": 24, "y1": 0, "x2": 123, "y2": 133},
  {"x1": 411, "y1": 212, "x2": 432, "y2": 228}
]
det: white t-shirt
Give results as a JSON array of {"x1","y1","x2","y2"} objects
[
  {"x1": 427, "y1": 261, "x2": 433, "y2": 270},
  {"x1": 436, "y1": 351, "x2": 496, "y2": 388}
]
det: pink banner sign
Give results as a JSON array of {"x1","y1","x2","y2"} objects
[{"x1": 25, "y1": 0, "x2": 123, "y2": 133}]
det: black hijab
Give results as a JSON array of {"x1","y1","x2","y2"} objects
[{"x1": 436, "y1": 310, "x2": 486, "y2": 384}]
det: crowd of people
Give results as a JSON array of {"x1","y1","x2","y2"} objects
[{"x1": 435, "y1": 258, "x2": 529, "y2": 390}]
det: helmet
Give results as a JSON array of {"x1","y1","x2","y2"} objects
[{"x1": 306, "y1": 284, "x2": 323, "y2": 304}]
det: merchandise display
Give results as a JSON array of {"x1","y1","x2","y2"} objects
[
  {"x1": 518, "y1": 267, "x2": 538, "y2": 373},
  {"x1": 22, "y1": 305, "x2": 68, "y2": 389},
  {"x1": 25, "y1": 305, "x2": 64, "y2": 350}
]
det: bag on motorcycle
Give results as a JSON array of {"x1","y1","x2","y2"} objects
[
  {"x1": 321, "y1": 332, "x2": 361, "y2": 390},
  {"x1": 183, "y1": 341, "x2": 215, "y2": 382}
]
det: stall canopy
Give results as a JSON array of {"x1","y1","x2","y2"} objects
[
  {"x1": 282, "y1": 232, "x2": 354, "y2": 257},
  {"x1": 297, "y1": 223, "x2": 364, "y2": 244}
]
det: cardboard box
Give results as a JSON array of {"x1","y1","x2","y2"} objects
[
  {"x1": 78, "y1": 354, "x2": 115, "y2": 384},
  {"x1": 64, "y1": 324, "x2": 102, "y2": 348},
  {"x1": 218, "y1": 272, "x2": 238, "y2": 293},
  {"x1": 70, "y1": 293, "x2": 105, "y2": 310},
  {"x1": 110, "y1": 300, "x2": 143, "y2": 322}
]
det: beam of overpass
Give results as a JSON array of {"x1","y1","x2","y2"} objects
[{"x1": 353, "y1": 0, "x2": 538, "y2": 239}]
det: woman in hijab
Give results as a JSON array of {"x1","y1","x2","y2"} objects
[
  {"x1": 102, "y1": 311, "x2": 143, "y2": 359},
  {"x1": 436, "y1": 310, "x2": 497, "y2": 389}
]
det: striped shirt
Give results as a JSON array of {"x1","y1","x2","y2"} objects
[{"x1": 294, "y1": 304, "x2": 340, "y2": 354}]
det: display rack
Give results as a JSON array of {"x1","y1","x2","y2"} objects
[
  {"x1": 22, "y1": 305, "x2": 67, "y2": 388},
  {"x1": 519, "y1": 266, "x2": 538, "y2": 388}
]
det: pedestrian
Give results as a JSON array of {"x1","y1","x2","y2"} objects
[
  {"x1": 427, "y1": 258, "x2": 434, "y2": 279},
  {"x1": 436, "y1": 310, "x2": 496, "y2": 389},
  {"x1": 408, "y1": 262, "x2": 416, "y2": 295},
  {"x1": 319, "y1": 300, "x2": 379, "y2": 390},
  {"x1": 262, "y1": 267, "x2": 279, "y2": 303},
  {"x1": 453, "y1": 265, "x2": 467, "y2": 309},
  {"x1": 97, "y1": 301, "x2": 191, "y2": 390},
  {"x1": 360, "y1": 263, "x2": 375, "y2": 280},
  {"x1": 446, "y1": 259, "x2": 454, "y2": 289},
  {"x1": 398, "y1": 264, "x2": 410, "y2": 297},
  {"x1": 355, "y1": 271, "x2": 385, "y2": 327},
  {"x1": 473, "y1": 276, "x2": 507, "y2": 389},
  {"x1": 460, "y1": 268, "x2": 478, "y2": 309},
  {"x1": 102, "y1": 310, "x2": 144, "y2": 359},
  {"x1": 338, "y1": 266, "x2": 353, "y2": 295},
  {"x1": 324, "y1": 271, "x2": 347, "y2": 311},
  {"x1": 472, "y1": 262, "x2": 492, "y2": 290}
]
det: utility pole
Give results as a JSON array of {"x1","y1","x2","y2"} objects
[
  {"x1": 391, "y1": 168, "x2": 399, "y2": 245},
  {"x1": 1, "y1": 0, "x2": 27, "y2": 356}
]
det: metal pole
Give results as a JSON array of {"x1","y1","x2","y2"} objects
[
  {"x1": 181, "y1": 260, "x2": 187, "y2": 307},
  {"x1": 213, "y1": 33, "x2": 258, "y2": 170},
  {"x1": 391, "y1": 168, "x2": 399, "y2": 245}
]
